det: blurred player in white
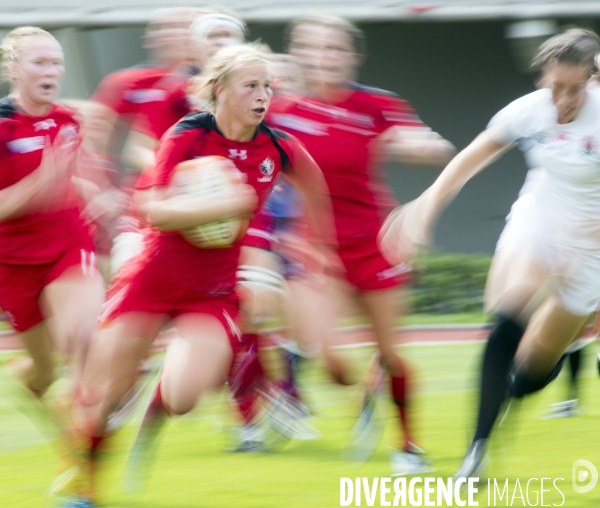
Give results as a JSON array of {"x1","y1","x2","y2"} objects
[{"x1": 381, "y1": 28, "x2": 600, "y2": 479}]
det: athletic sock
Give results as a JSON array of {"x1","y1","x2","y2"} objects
[
  {"x1": 510, "y1": 354, "x2": 566, "y2": 399},
  {"x1": 568, "y1": 349, "x2": 581, "y2": 400},
  {"x1": 473, "y1": 314, "x2": 524, "y2": 442},
  {"x1": 90, "y1": 435, "x2": 104, "y2": 460},
  {"x1": 389, "y1": 354, "x2": 414, "y2": 451},
  {"x1": 283, "y1": 350, "x2": 302, "y2": 400},
  {"x1": 230, "y1": 336, "x2": 264, "y2": 424}
]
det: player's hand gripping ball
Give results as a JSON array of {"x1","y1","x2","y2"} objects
[{"x1": 171, "y1": 156, "x2": 250, "y2": 248}]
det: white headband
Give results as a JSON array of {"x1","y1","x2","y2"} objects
[{"x1": 190, "y1": 14, "x2": 245, "y2": 43}]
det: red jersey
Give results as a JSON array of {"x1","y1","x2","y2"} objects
[
  {"x1": 135, "y1": 112, "x2": 297, "y2": 297},
  {"x1": 0, "y1": 98, "x2": 91, "y2": 264},
  {"x1": 91, "y1": 64, "x2": 180, "y2": 119},
  {"x1": 131, "y1": 78, "x2": 191, "y2": 140},
  {"x1": 267, "y1": 84, "x2": 426, "y2": 240}
]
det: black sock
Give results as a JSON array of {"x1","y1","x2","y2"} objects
[
  {"x1": 510, "y1": 346, "x2": 579, "y2": 398},
  {"x1": 568, "y1": 349, "x2": 581, "y2": 399},
  {"x1": 510, "y1": 357, "x2": 565, "y2": 399},
  {"x1": 473, "y1": 314, "x2": 525, "y2": 442}
]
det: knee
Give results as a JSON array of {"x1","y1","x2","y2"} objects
[
  {"x1": 32, "y1": 364, "x2": 56, "y2": 393},
  {"x1": 324, "y1": 353, "x2": 354, "y2": 386},
  {"x1": 162, "y1": 394, "x2": 196, "y2": 416},
  {"x1": 379, "y1": 350, "x2": 403, "y2": 376}
]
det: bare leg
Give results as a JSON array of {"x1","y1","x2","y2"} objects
[
  {"x1": 79, "y1": 312, "x2": 166, "y2": 435},
  {"x1": 515, "y1": 297, "x2": 589, "y2": 380},
  {"x1": 160, "y1": 313, "x2": 233, "y2": 415},
  {"x1": 485, "y1": 247, "x2": 550, "y2": 322},
  {"x1": 361, "y1": 288, "x2": 415, "y2": 450},
  {"x1": 41, "y1": 265, "x2": 105, "y2": 383},
  {"x1": 287, "y1": 277, "x2": 334, "y2": 355},
  {"x1": 317, "y1": 275, "x2": 358, "y2": 385},
  {"x1": 11, "y1": 322, "x2": 55, "y2": 395}
]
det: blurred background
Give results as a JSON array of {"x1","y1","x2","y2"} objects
[{"x1": 0, "y1": 1, "x2": 596, "y2": 254}]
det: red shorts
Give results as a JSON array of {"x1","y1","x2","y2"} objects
[
  {"x1": 101, "y1": 254, "x2": 244, "y2": 353},
  {"x1": 242, "y1": 210, "x2": 277, "y2": 251},
  {"x1": 337, "y1": 235, "x2": 411, "y2": 291},
  {"x1": 0, "y1": 240, "x2": 97, "y2": 332}
]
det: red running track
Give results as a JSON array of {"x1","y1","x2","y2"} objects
[{"x1": 0, "y1": 326, "x2": 489, "y2": 352}]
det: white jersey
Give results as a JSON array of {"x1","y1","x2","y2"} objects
[{"x1": 488, "y1": 87, "x2": 600, "y2": 247}]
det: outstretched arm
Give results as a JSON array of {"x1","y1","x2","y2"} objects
[
  {"x1": 380, "y1": 129, "x2": 509, "y2": 264},
  {"x1": 381, "y1": 125, "x2": 456, "y2": 167}
]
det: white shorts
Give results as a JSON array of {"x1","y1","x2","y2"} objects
[{"x1": 496, "y1": 189, "x2": 600, "y2": 316}]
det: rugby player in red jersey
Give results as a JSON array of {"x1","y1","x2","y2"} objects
[
  {"x1": 65, "y1": 44, "x2": 334, "y2": 503},
  {"x1": 268, "y1": 14, "x2": 455, "y2": 475},
  {"x1": 0, "y1": 27, "x2": 103, "y2": 422},
  {"x1": 123, "y1": 9, "x2": 247, "y2": 174},
  {"x1": 85, "y1": 8, "x2": 201, "y2": 283},
  {"x1": 124, "y1": 13, "x2": 310, "y2": 451},
  {"x1": 90, "y1": 8, "x2": 198, "y2": 149}
]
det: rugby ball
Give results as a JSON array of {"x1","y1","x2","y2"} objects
[{"x1": 171, "y1": 156, "x2": 249, "y2": 248}]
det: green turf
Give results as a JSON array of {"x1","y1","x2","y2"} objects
[{"x1": 1, "y1": 342, "x2": 599, "y2": 507}]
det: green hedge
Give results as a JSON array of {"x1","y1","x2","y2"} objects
[{"x1": 410, "y1": 251, "x2": 492, "y2": 315}]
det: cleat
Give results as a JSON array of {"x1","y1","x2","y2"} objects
[
  {"x1": 258, "y1": 384, "x2": 320, "y2": 450},
  {"x1": 540, "y1": 399, "x2": 580, "y2": 420},
  {"x1": 453, "y1": 439, "x2": 488, "y2": 481},
  {"x1": 49, "y1": 436, "x2": 98, "y2": 506},
  {"x1": 390, "y1": 444, "x2": 434, "y2": 477},
  {"x1": 122, "y1": 394, "x2": 168, "y2": 495},
  {"x1": 229, "y1": 423, "x2": 266, "y2": 452},
  {"x1": 56, "y1": 497, "x2": 99, "y2": 508},
  {"x1": 342, "y1": 354, "x2": 388, "y2": 463}
]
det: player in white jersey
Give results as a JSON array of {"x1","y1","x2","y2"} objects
[{"x1": 380, "y1": 28, "x2": 600, "y2": 478}]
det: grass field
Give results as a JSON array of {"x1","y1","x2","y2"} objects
[{"x1": 1, "y1": 339, "x2": 600, "y2": 508}]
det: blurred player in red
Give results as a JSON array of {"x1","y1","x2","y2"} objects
[
  {"x1": 87, "y1": 8, "x2": 200, "y2": 281},
  {"x1": 65, "y1": 43, "x2": 334, "y2": 504},
  {"x1": 268, "y1": 14, "x2": 455, "y2": 475},
  {"x1": 123, "y1": 8, "x2": 247, "y2": 172},
  {"x1": 228, "y1": 56, "x2": 307, "y2": 450},
  {"x1": 124, "y1": 12, "x2": 310, "y2": 450},
  {"x1": 228, "y1": 54, "x2": 325, "y2": 451},
  {"x1": 91, "y1": 7, "x2": 197, "y2": 153},
  {"x1": 61, "y1": 100, "x2": 124, "y2": 283},
  {"x1": 0, "y1": 27, "x2": 103, "y2": 413}
]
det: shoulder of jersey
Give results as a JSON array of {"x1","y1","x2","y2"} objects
[
  {"x1": 54, "y1": 102, "x2": 79, "y2": 118},
  {"x1": 586, "y1": 85, "x2": 600, "y2": 101},
  {"x1": 175, "y1": 110, "x2": 290, "y2": 142},
  {"x1": 259, "y1": 122, "x2": 290, "y2": 141},
  {"x1": 174, "y1": 111, "x2": 216, "y2": 134},
  {"x1": 0, "y1": 96, "x2": 16, "y2": 120},
  {"x1": 511, "y1": 88, "x2": 550, "y2": 108}
]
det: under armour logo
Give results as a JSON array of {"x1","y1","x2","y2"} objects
[
  {"x1": 228, "y1": 149, "x2": 247, "y2": 160},
  {"x1": 34, "y1": 119, "x2": 57, "y2": 131}
]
